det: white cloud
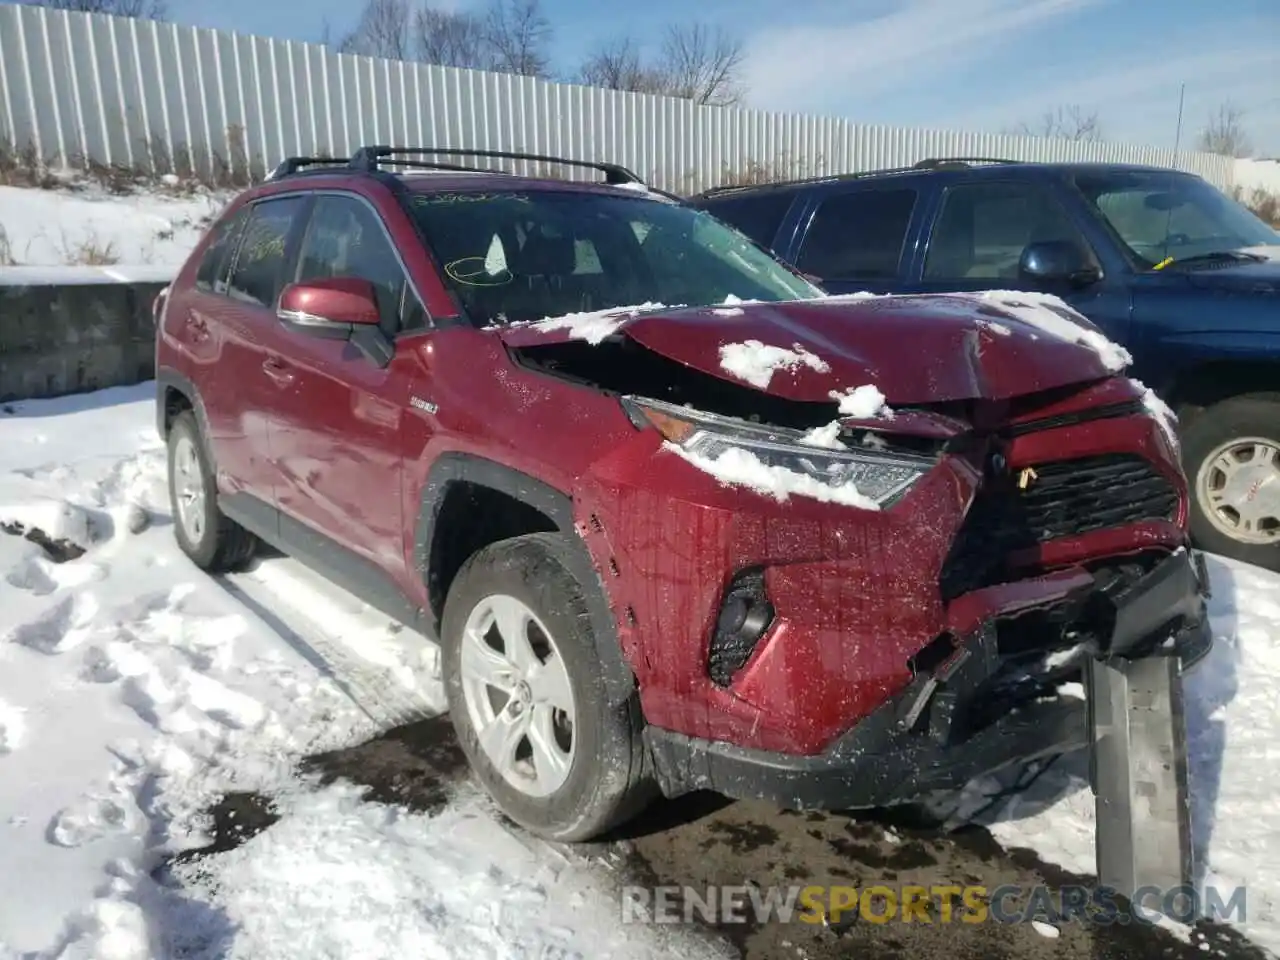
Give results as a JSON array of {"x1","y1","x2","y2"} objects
[{"x1": 743, "y1": 0, "x2": 1107, "y2": 113}]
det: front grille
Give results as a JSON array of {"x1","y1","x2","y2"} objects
[{"x1": 940, "y1": 454, "x2": 1179, "y2": 600}]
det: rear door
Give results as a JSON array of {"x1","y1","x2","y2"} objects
[
  {"x1": 266, "y1": 191, "x2": 428, "y2": 576},
  {"x1": 909, "y1": 179, "x2": 1133, "y2": 343},
  {"x1": 199, "y1": 195, "x2": 309, "y2": 515},
  {"x1": 787, "y1": 185, "x2": 923, "y2": 294}
]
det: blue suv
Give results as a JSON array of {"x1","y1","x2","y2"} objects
[{"x1": 691, "y1": 159, "x2": 1280, "y2": 572}]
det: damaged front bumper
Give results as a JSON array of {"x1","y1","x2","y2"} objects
[{"x1": 646, "y1": 548, "x2": 1213, "y2": 810}]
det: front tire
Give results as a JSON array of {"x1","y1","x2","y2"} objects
[
  {"x1": 441, "y1": 532, "x2": 654, "y2": 841},
  {"x1": 1181, "y1": 394, "x2": 1280, "y2": 572},
  {"x1": 167, "y1": 410, "x2": 257, "y2": 572}
]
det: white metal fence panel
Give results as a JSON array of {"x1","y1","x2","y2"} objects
[{"x1": 0, "y1": 4, "x2": 1237, "y2": 193}]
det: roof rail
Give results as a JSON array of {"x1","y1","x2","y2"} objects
[
  {"x1": 350, "y1": 146, "x2": 645, "y2": 185},
  {"x1": 911, "y1": 157, "x2": 1020, "y2": 169},
  {"x1": 695, "y1": 163, "x2": 926, "y2": 199},
  {"x1": 264, "y1": 156, "x2": 348, "y2": 181}
]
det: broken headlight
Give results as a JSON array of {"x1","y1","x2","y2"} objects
[{"x1": 621, "y1": 396, "x2": 930, "y2": 507}]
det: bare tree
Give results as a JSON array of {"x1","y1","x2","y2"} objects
[
  {"x1": 18, "y1": 0, "x2": 167, "y2": 18},
  {"x1": 338, "y1": 0, "x2": 413, "y2": 60},
  {"x1": 657, "y1": 24, "x2": 744, "y2": 106},
  {"x1": 1010, "y1": 105, "x2": 1103, "y2": 141},
  {"x1": 414, "y1": 7, "x2": 491, "y2": 70},
  {"x1": 577, "y1": 37, "x2": 663, "y2": 93},
  {"x1": 576, "y1": 24, "x2": 745, "y2": 105},
  {"x1": 1197, "y1": 102, "x2": 1253, "y2": 158},
  {"x1": 483, "y1": 0, "x2": 551, "y2": 77}
]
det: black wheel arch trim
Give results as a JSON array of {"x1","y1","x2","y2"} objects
[
  {"x1": 414, "y1": 452, "x2": 636, "y2": 705},
  {"x1": 155, "y1": 368, "x2": 216, "y2": 456}
]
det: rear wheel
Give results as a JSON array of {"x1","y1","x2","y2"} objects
[
  {"x1": 167, "y1": 411, "x2": 257, "y2": 572},
  {"x1": 1182, "y1": 394, "x2": 1280, "y2": 572},
  {"x1": 441, "y1": 532, "x2": 654, "y2": 841}
]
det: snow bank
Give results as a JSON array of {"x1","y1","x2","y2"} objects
[
  {"x1": 0, "y1": 184, "x2": 227, "y2": 268},
  {"x1": 0, "y1": 384, "x2": 726, "y2": 960},
  {"x1": 718, "y1": 339, "x2": 830, "y2": 389},
  {"x1": 0, "y1": 265, "x2": 176, "y2": 286}
]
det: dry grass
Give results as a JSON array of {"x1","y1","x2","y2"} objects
[
  {"x1": 1234, "y1": 185, "x2": 1280, "y2": 228},
  {"x1": 57, "y1": 229, "x2": 119, "y2": 266}
]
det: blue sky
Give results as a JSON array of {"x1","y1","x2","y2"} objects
[{"x1": 167, "y1": 0, "x2": 1280, "y2": 154}]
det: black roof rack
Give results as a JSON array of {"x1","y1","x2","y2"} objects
[
  {"x1": 264, "y1": 156, "x2": 348, "y2": 180},
  {"x1": 349, "y1": 146, "x2": 645, "y2": 185},
  {"x1": 694, "y1": 156, "x2": 1029, "y2": 199}
]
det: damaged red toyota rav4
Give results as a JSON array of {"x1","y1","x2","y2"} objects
[{"x1": 154, "y1": 147, "x2": 1212, "y2": 841}]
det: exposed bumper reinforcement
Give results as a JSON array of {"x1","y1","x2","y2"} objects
[{"x1": 648, "y1": 548, "x2": 1211, "y2": 809}]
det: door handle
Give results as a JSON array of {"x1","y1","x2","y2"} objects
[{"x1": 262, "y1": 357, "x2": 295, "y2": 387}]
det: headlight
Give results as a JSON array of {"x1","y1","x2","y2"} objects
[{"x1": 621, "y1": 396, "x2": 931, "y2": 508}]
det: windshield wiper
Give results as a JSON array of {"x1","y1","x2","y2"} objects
[{"x1": 1154, "y1": 250, "x2": 1268, "y2": 271}]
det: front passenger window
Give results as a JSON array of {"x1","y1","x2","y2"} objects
[
  {"x1": 294, "y1": 196, "x2": 426, "y2": 332},
  {"x1": 924, "y1": 182, "x2": 1085, "y2": 281}
]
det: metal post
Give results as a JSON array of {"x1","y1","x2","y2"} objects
[{"x1": 1089, "y1": 652, "x2": 1193, "y2": 910}]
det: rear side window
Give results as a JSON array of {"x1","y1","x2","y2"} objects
[
  {"x1": 194, "y1": 209, "x2": 248, "y2": 294},
  {"x1": 698, "y1": 192, "x2": 795, "y2": 248},
  {"x1": 227, "y1": 196, "x2": 307, "y2": 308},
  {"x1": 796, "y1": 189, "x2": 918, "y2": 281}
]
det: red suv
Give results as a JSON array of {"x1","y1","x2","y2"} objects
[{"x1": 155, "y1": 147, "x2": 1212, "y2": 841}]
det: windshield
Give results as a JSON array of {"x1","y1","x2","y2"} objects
[
  {"x1": 408, "y1": 189, "x2": 822, "y2": 325},
  {"x1": 1074, "y1": 170, "x2": 1279, "y2": 268}
]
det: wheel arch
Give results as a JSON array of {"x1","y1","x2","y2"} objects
[
  {"x1": 415, "y1": 453, "x2": 636, "y2": 705},
  {"x1": 1164, "y1": 360, "x2": 1280, "y2": 426}
]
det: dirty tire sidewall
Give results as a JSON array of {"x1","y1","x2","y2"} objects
[
  {"x1": 442, "y1": 532, "x2": 652, "y2": 842},
  {"x1": 1181, "y1": 395, "x2": 1280, "y2": 573}
]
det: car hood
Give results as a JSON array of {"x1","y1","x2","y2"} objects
[
  {"x1": 1179, "y1": 253, "x2": 1280, "y2": 294},
  {"x1": 497, "y1": 294, "x2": 1125, "y2": 405}
]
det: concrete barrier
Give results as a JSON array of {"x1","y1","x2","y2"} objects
[{"x1": 0, "y1": 266, "x2": 173, "y2": 402}]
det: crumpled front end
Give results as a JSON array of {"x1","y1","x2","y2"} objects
[{"x1": 572, "y1": 372, "x2": 1209, "y2": 808}]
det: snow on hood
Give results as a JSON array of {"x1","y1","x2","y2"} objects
[
  {"x1": 961, "y1": 291, "x2": 1132, "y2": 373},
  {"x1": 718, "y1": 340, "x2": 829, "y2": 389},
  {"x1": 497, "y1": 294, "x2": 1129, "y2": 405}
]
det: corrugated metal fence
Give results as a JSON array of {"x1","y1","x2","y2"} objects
[{"x1": 0, "y1": 4, "x2": 1236, "y2": 194}]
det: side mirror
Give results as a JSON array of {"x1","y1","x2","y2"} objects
[
  {"x1": 1019, "y1": 240, "x2": 1102, "y2": 288},
  {"x1": 277, "y1": 277, "x2": 381, "y2": 339}
]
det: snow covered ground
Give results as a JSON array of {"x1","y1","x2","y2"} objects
[
  {"x1": 0, "y1": 387, "x2": 728, "y2": 960},
  {"x1": 0, "y1": 184, "x2": 225, "y2": 267}
]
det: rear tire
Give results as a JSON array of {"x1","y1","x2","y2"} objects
[
  {"x1": 441, "y1": 532, "x2": 655, "y2": 842},
  {"x1": 1181, "y1": 394, "x2": 1280, "y2": 572},
  {"x1": 167, "y1": 410, "x2": 257, "y2": 572}
]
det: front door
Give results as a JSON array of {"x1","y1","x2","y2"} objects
[
  {"x1": 267, "y1": 193, "x2": 428, "y2": 578},
  {"x1": 908, "y1": 180, "x2": 1132, "y2": 344}
]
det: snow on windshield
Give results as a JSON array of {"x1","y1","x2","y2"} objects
[
  {"x1": 718, "y1": 340, "x2": 830, "y2": 389},
  {"x1": 663, "y1": 443, "x2": 880, "y2": 510}
]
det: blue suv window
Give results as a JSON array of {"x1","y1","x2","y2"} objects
[
  {"x1": 924, "y1": 181, "x2": 1083, "y2": 281},
  {"x1": 796, "y1": 189, "x2": 917, "y2": 281},
  {"x1": 698, "y1": 192, "x2": 794, "y2": 249}
]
